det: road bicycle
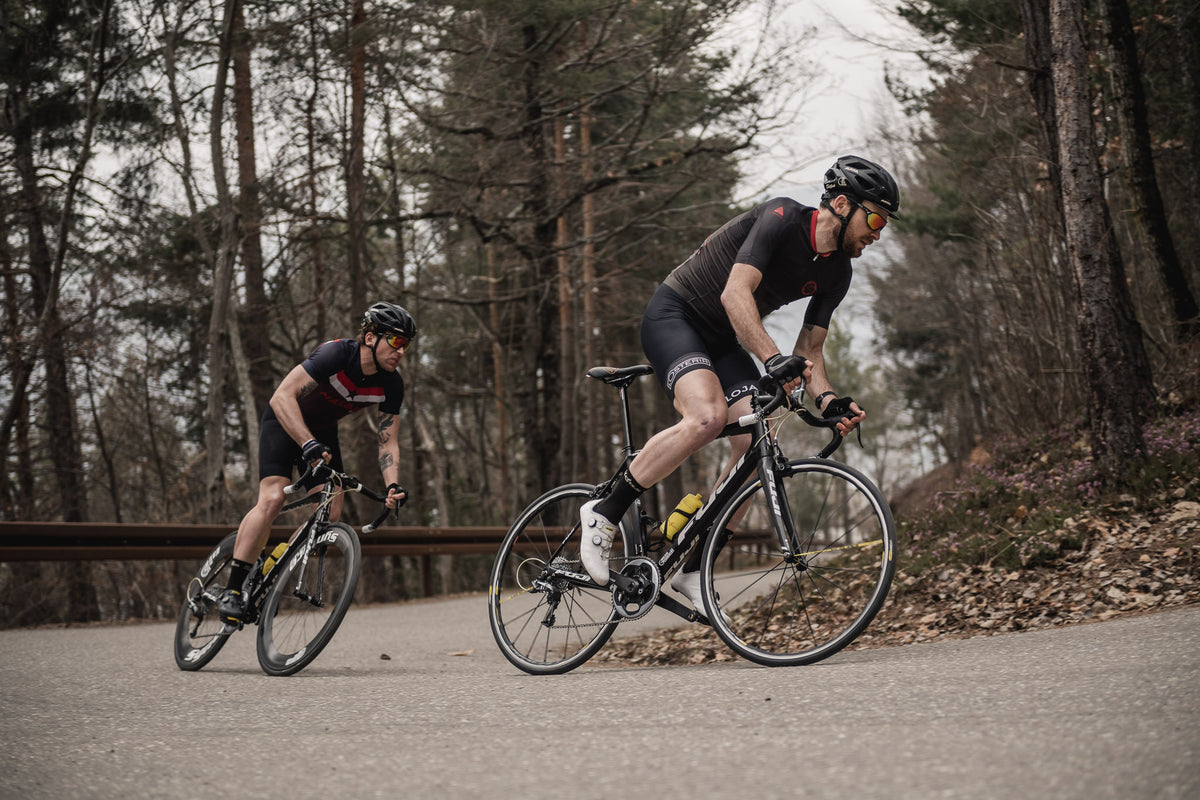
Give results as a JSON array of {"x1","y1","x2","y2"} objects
[
  {"x1": 174, "y1": 463, "x2": 392, "y2": 676},
  {"x1": 488, "y1": 364, "x2": 896, "y2": 674}
]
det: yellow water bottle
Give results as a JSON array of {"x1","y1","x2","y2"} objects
[
  {"x1": 658, "y1": 493, "x2": 704, "y2": 540},
  {"x1": 262, "y1": 542, "x2": 289, "y2": 575}
]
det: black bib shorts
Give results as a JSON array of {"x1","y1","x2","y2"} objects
[
  {"x1": 257, "y1": 414, "x2": 343, "y2": 482},
  {"x1": 640, "y1": 284, "x2": 759, "y2": 406}
]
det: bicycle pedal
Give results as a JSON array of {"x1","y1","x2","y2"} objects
[{"x1": 217, "y1": 621, "x2": 240, "y2": 636}]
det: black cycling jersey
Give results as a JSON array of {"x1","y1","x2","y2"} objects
[
  {"x1": 291, "y1": 338, "x2": 405, "y2": 421},
  {"x1": 644, "y1": 197, "x2": 850, "y2": 404},
  {"x1": 661, "y1": 197, "x2": 851, "y2": 337},
  {"x1": 257, "y1": 339, "x2": 405, "y2": 480}
]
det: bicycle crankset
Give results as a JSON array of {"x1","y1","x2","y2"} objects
[{"x1": 612, "y1": 557, "x2": 661, "y2": 621}]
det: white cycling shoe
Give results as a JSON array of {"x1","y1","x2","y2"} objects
[
  {"x1": 671, "y1": 570, "x2": 731, "y2": 626},
  {"x1": 579, "y1": 500, "x2": 618, "y2": 585}
]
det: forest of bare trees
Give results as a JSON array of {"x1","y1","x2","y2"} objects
[
  {"x1": 2, "y1": 0, "x2": 1198, "y2": 625},
  {"x1": 879, "y1": 0, "x2": 1198, "y2": 465}
]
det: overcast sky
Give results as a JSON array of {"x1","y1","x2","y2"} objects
[{"x1": 737, "y1": 0, "x2": 928, "y2": 199}]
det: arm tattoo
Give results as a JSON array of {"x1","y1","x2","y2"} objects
[
  {"x1": 298, "y1": 379, "x2": 318, "y2": 398},
  {"x1": 378, "y1": 452, "x2": 395, "y2": 470},
  {"x1": 378, "y1": 413, "x2": 395, "y2": 445}
]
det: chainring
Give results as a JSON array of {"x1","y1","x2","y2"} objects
[{"x1": 611, "y1": 557, "x2": 661, "y2": 621}]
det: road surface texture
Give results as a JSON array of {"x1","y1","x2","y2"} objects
[{"x1": 2, "y1": 594, "x2": 1197, "y2": 799}]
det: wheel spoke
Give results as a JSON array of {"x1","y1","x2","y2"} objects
[
  {"x1": 257, "y1": 524, "x2": 360, "y2": 676},
  {"x1": 703, "y1": 460, "x2": 895, "y2": 666},
  {"x1": 488, "y1": 484, "x2": 627, "y2": 674},
  {"x1": 173, "y1": 533, "x2": 238, "y2": 671}
]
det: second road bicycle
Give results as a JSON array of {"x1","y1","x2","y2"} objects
[{"x1": 174, "y1": 463, "x2": 392, "y2": 676}]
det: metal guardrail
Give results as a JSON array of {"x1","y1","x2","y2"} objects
[
  {"x1": 0, "y1": 521, "x2": 508, "y2": 562},
  {"x1": 0, "y1": 521, "x2": 777, "y2": 599}
]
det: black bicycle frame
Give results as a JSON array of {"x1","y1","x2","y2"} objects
[
  {"x1": 651, "y1": 423, "x2": 798, "y2": 580},
  {"x1": 230, "y1": 517, "x2": 313, "y2": 625},
  {"x1": 570, "y1": 385, "x2": 801, "y2": 614},
  {"x1": 233, "y1": 486, "x2": 333, "y2": 624}
]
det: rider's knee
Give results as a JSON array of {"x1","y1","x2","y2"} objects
[
  {"x1": 682, "y1": 403, "x2": 727, "y2": 443},
  {"x1": 256, "y1": 484, "x2": 288, "y2": 516}
]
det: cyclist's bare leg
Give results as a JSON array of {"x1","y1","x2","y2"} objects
[
  {"x1": 714, "y1": 394, "x2": 764, "y2": 528},
  {"x1": 233, "y1": 476, "x2": 291, "y2": 562},
  {"x1": 627, "y1": 369, "x2": 730, "y2": 488},
  {"x1": 711, "y1": 395, "x2": 753, "y2": 487},
  {"x1": 681, "y1": 397, "x2": 754, "y2": 572}
]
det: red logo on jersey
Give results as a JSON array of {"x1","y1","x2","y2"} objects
[
  {"x1": 772, "y1": 206, "x2": 785, "y2": 218},
  {"x1": 801, "y1": 281, "x2": 818, "y2": 296}
]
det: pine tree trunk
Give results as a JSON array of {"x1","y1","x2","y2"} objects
[
  {"x1": 0, "y1": 232, "x2": 34, "y2": 517},
  {"x1": 347, "y1": 0, "x2": 367, "y2": 314},
  {"x1": 581, "y1": 103, "x2": 599, "y2": 475},
  {"x1": 348, "y1": 0, "x2": 374, "y2": 486},
  {"x1": 1176, "y1": 1, "x2": 1200, "y2": 210},
  {"x1": 232, "y1": 3, "x2": 275, "y2": 409},
  {"x1": 554, "y1": 113, "x2": 577, "y2": 481},
  {"x1": 204, "y1": 0, "x2": 242, "y2": 521},
  {"x1": 1050, "y1": 0, "x2": 1152, "y2": 480},
  {"x1": 306, "y1": 10, "x2": 327, "y2": 341},
  {"x1": 1101, "y1": 0, "x2": 1199, "y2": 342},
  {"x1": 521, "y1": 23, "x2": 564, "y2": 493}
]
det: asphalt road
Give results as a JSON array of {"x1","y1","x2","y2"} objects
[{"x1": 2, "y1": 594, "x2": 1197, "y2": 799}]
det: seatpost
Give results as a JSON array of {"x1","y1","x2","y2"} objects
[{"x1": 617, "y1": 384, "x2": 636, "y2": 455}]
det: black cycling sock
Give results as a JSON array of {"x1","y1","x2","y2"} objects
[
  {"x1": 595, "y1": 465, "x2": 647, "y2": 522},
  {"x1": 226, "y1": 559, "x2": 253, "y2": 593}
]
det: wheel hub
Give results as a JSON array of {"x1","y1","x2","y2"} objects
[{"x1": 784, "y1": 552, "x2": 810, "y2": 569}]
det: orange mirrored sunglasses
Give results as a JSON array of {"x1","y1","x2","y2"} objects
[
  {"x1": 852, "y1": 199, "x2": 888, "y2": 231},
  {"x1": 383, "y1": 333, "x2": 410, "y2": 350}
]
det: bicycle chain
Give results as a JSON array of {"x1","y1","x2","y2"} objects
[{"x1": 541, "y1": 557, "x2": 653, "y2": 630}]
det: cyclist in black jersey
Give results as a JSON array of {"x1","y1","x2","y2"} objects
[
  {"x1": 580, "y1": 155, "x2": 901, "y2": 612},
  {"x1": 216, "y1": 302, "x2": 417, "y2": 624}
]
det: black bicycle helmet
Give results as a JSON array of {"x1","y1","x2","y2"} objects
[
  {"x1": 361, "y1": 301, "x2": 417, "y2": 340},
  {"x1": 821, "y1": 155, "x2": 901, "y2": 219}
]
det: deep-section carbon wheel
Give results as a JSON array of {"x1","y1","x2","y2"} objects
[
  {"x1": 700, "y1": 458, "x2": 896, "y2": 666},
  {"x1": 488, "y1": 483, "x2": 631, "y2": 675},
  {"x1": 174, "y1": 532, "x2": 238, "y2": 671},
  {"x1": 256, "y1": 522, "x2": 361, "y2": 676}
]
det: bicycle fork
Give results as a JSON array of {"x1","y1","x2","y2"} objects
[
  {"x1": 289, "y1": 533, "x2": 329, "y2": 608},
  {"x1": 760, "y1": 454, "x2": 804, "y2": 563}
]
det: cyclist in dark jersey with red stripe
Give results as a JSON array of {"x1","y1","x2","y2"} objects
[
  {"x1": 580, "y1": 156, "x2": 901, "y2": 614},
  {"x1": 217, "y1": 302, "x2": 417, "y2": 623}
]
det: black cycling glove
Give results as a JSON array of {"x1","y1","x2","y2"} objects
[
  {"x1": 821, "y1": 396, "x2": 859, "y2": 419},
  {"x1": 764, "y1": 354, "x2": 808, "y2": 384},
  {"x1": 301, "y1": 439, "x2": 331, "y2": 463},
  {"x1": 822, "y1": 396, "x2": 865, "y2": 447},
  {"x1": 387, "y1": 483, "x2": 408, "y2": 507}
]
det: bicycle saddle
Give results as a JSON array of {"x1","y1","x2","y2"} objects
[{"x1": 585, "y1": 364, "x2": 654, "y2": 388}]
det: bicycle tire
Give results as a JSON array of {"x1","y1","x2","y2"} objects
[
  {"x1": 256, "y1": 522, "x2": 361, "y2": 676},
  {"x1": 174, "y1": 532, "x2": 238, "y2": 671},
  {"x1": 700, "y1": 458, "x2": 896, "y2": 666},
  {"x1": 488, "y1": 483, "x2": 631, "y2": 675}
]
